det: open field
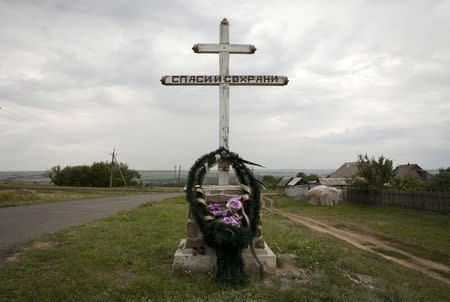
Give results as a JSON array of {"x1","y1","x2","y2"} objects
[
  {"x1": 0, "y1": 183, "x2": 179, "y2": 208},
  {"x1": 0, "y1": 171, "x2": 51, "y2": 183},
  {"x1": 0, "y1": 169, "x2": 334, "y2": 186},
  {"x1": 0, "y1": 197, "x2": 448, "y2": 301},
  {"x1": 272, "y1": 195, "x2": 450, "y2": 267}
]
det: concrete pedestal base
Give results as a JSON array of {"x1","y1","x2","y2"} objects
[{"x1": 173, "y1": 239, "x2": 277, "y2": 274}]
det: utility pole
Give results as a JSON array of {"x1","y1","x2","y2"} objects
[
  {"x1": 177, "y1": 165, "x2": 182, "y2": 188},
  {"x1": 173, "y1": 165, "x2": 177, "y2": 187},
  {"x1": 114, "y1": 156, "x2": 128, "y2": 187},
  {"x1": 109, "y1": 148, "x2": 128, "y2": 190},
  {"x1": 109, "y1": 148, "x2": 115, "y2": 190}
]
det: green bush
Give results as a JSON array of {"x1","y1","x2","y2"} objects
[
  {"x1": 430, "y1": 167, "x2": 450, "y2": 192},
  {"x1": 348, "y1": 154, "x2": 393, "y2": 192},
  {"x1": 389, "y1": 167, "x2": 450, "y2": 192},
  {"x1": 391, "y1": 176, "x2": 431, "y2": 191},
  {"x1": 49, "y1": 162, "x2": 140, "y2": 187},
  {"x1": 296, "y1": 171, "x2": 319, "y2": 182},
  {"x1": 261, "y1": 175, "x2": 281, "y2": 190}
]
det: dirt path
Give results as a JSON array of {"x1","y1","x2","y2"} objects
[
  {"x1": 0, "y1": 192, "x2": 182, "y2": 261},
  {"x1": 262, "y1": 195, "x2": 450, "y2": 285}
]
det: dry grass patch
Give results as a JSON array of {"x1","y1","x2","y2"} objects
[
  {"x1": 4, "y1": 252, "x2": 21, "y2": 263},
  {"x1": 32, "y1": 241, "x2": 54, "y2": 249}
]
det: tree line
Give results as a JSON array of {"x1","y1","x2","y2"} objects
[
  {"x1": 348, "y1": 154, "x2": 450, "y2": 192},
  {"x1": 261, "y1": 155, "x2": 449, "y2": 193},
  {"x1": 49, "y1": 162, "x2": 141, "y2": 187},
  {"x1": 261, "y1": 171, "x2": 319, "y2": 190}
]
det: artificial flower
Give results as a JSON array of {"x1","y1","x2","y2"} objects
[
  {"x1": 226, "y1": 197, "x2": 242, "y2": 210},
  {"x1": 221, "y1": 216, "x2": 240, "y2": 225},
  {"x1": 207, "y1": 203, "x2": 221, "y2": 212}
]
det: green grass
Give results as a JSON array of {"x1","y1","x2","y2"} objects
[
  {"x1": 0, "y1": 197, "x2": 449, "y2": 301},
  {"x1": 432, "y1": 269, "x2": 450, "y2": 280},
  {"x1": 273, "y1": 195, "x2": 450, "y2": 266},
  {"x1": 371, "y1": 248, "x2": 410, "y2": 260},
  {"x1": 0, "y1": 184, "x2": 179, "y2": 208}
]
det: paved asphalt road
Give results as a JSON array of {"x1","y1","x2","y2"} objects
[{"x1": 0, "y1": 192, "x2": 182, "y2": 260}]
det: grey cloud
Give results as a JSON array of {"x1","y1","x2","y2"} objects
[{"x1": 0, "y1": 0, "x2": 449, "y2": 170}]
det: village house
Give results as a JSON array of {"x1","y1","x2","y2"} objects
[
  {"x1": 276, "y1": 176, "x2": 293, "y2": 194},
  {"x1": 393, "y1": 163, "x2": 432, "y2": 181},
  {"x1": 329, "y1": 162, "x2": 359, "y2": 178},
  {"x1": 317, "y1": 162, "x2": 360, "y2": 189},
  {"x1": 276, "y1": 176, "x2": 310, "y2": 198},
  {"x1": 318, "y1": 177, "x2": 348, "y2": 189}
]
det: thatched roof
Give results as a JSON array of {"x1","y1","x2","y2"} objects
[
  {"x1": 394, "y1": 164, "x2": 432, "y2": 181},
  {"x1": 319, "y1": 178, "x2": 348, "y2": 186},
  {"x1": 277, "y1": 176, "x2": 293, "y2": 187},
  {"x1": 329, "y1": 162, "x2": 359, "y2": 178}
]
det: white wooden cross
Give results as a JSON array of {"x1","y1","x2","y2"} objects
[{"x1": 161, "y1": 18, "x2": 288, "y2": 185}]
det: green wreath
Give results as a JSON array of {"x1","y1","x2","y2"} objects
[{"x1": 186, "y1": 147, "x2": 264, "y2": 283}]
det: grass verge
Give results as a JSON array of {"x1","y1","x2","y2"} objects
[
  {"x1": 0, "y1": 197, "x2": 449, "y2": 301},
  {"x1": 0, "y1": 184, "x2": 180, "y2": 208},
  {"x1": 273, "y1": 195, "x2": 450, "y2": 266}
]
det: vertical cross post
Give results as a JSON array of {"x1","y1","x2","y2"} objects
[{"x1": 218, "y1": 18, "x2": 230, "y2": 185}]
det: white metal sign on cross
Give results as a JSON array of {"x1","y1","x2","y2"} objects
[{"x1": 161, "y1": 18, "x2": 289, "y2": 185}]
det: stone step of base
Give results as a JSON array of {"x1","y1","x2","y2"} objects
[{"x1": 173, "y1": 239, "x2": 277, "y2": 274}]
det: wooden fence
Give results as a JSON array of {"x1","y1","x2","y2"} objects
[{"x1": 343, "y1": 189, "x2": 450, "y2": 213}]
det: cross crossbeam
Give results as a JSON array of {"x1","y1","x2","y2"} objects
[{"x1": 192, "y1": 43, "x2": 256, "y2": 54}]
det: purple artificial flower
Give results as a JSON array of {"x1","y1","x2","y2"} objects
[
  {"x1": 207, "y1": 203, "x2": 221, "y2": 212},
  {"x1": 226, "y1": 197, "x2": 242, "y2": 210},
  {"x1": 211, "y1": 209, "x2": 230, "y2": 218},
  {"x1": 221, "y1": 216, "x2": 240, "y2": 226}
]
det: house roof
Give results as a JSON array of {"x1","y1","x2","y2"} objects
[
  {"x1": 277, "y1": 176, "x2": 293, "y2": 187},
  {"x1": 394, "y1": 164, "x2": 432, "y2": 181},
  {"x1": 329, "y1": 162, "x2": 359, "y2": 178},
  {"x1": 319, "y1": 178, "x2": 348, "y2": 186},
  {"x1": 287, "y1": 177, "x2": 309, "y2": 186}
]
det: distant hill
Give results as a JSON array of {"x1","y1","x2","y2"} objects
[{"x1": 0, "y1": 171, "x2": 51, "y2": 183}]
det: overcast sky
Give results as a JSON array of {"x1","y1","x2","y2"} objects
[{"x1": 1, "y1": 0, "x2": 449, "y2": 171}]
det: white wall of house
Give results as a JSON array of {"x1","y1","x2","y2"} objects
[{"x1": 285, "y1": 186, "x2": 309, "y2": 200}]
